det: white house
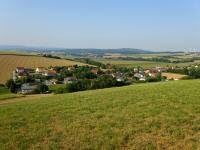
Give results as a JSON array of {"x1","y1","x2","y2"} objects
[{"x1": 36, "y1": 67, "x2": 46, "y2": 73}]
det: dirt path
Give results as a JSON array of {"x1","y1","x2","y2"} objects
[{"x1": 0, "y1": 94, "x2": 54, "y2": 105}]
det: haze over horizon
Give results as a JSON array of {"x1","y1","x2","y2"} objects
[{"x1": 0, "y1": 0, "x2": 200, "y2": 51}]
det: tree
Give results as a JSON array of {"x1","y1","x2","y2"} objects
[
  {"x1": 34, "y1": 84, "x2": 49, "y2": 94},
  {"x1": 10, "y1": 82, "x2": 17, "y2": 93},
  {"x1": 5, "y1": 79, "x2": 14, "y2": 88}
]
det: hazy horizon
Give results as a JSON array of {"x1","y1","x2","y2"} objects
[{"x1": 0, "y1": 0, "x2": 200, "y2": 51}]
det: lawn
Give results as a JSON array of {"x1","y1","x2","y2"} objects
[
  {"x1": 1, "y1": 80, "x2": 200, "y2": 149},
  {"x1": 48, "y1": 84, "x2": 67, "y2": 93}
]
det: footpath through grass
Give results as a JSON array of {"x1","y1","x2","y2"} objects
[{"x1": 1, "y1": 80, "x2": 200, "y2": 149}]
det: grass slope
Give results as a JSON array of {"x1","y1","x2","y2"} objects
[
  {"x1": 0, "y1": 87, "x2": 23, "y2": 101},
  {"x1": 0, "y1": 54, "x2": 86, "y2": 84},
  {"x1": 1, "y1": 80, "x2": 200, "y2": 149}
]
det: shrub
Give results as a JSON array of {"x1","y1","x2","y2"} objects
[
  {"x1": 0, "y1": 84, "x2": 5, "y2": 87},
  {"x1": 54, "y1": 87, "x2": 68, "y2": 94},
  {"x1": 34, "y1": 84, "x2": 49, "y2": 94},
  {"x1": 5, "y1": 79, "x2": 14, "y2": 88}
]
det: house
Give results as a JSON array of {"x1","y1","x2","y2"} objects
[
  {"x1": 34, "y1": 79, "x2": 41, "y2": 83},
  {"x1": 116, "y1": 77, "x2": 124, "y2": 82},
  {"x1": 20, "y1": 83, "x2": 36, "y2": 94},
  {"x1": 50, "y1": 79, "x2": 58, "y2": 84},
  {"x1": 68, "y1": 66, "x2": 75, "y2": 71},
  {"x1": 134, "y1": 68, "x2": 139, "y2": 73},
  {"x1": 17, "y1": 72, "x2": 27, "y2": 78},
  {"x1": 25, "y1": 68, "x2": 35, "y2": 74},
  {"x1": 134, "y1": 73, "x2": 145, "y2": 81},
  {"x1": 106, "y1": 64, "x2": 113, "y2": 69},
  {"x1": 148, "y1": 72, "x2": 160, "y2": 78},
  {"x1": 16, "y1": 67, "x2": 25, "y2": 74},
  {"x1": 112, "y1": 73, "x2": 123, "y2": 78},
  {"x1": 144, "y1": 68, "x2": 158, "y2": 73},
  {"x1": 13, "y1": 70, "x2": 17, "y2": 81},
  {"x1": 44, "y1": 79, "x2": 58, "y2": 85},
  {"x1": 91, "y1": 68, "x2": 98, "y2": 75},
  {"x1": 44, "y1": 80, "x2": 53, "y2": 86},
  {"x1": 134, "y1": 73, "x2": 144, "y2": 79},
  {"x1": 156, "y1": 67, "x2": 168, "y2": 72},
  {"x1": 64, "y1": 77, "x2": 76, "y2": 84},
  {"x1": 43, "y1": 70, "x2": 57, "y2": 77},
  {"x1": 36, "y1": 67, "x2": 46, "y2": 73}
]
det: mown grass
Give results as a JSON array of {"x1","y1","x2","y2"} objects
[{"x1": 1, "y1": 80, "x2": 200, "y2": 149}]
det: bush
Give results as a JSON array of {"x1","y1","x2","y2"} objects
[
  {"x1": 54, "y1": 87, "x2": 68, "y2": 94},
  {"x1": 182, "y1": 76, "x2": 193, "y2": 80},
  {"x1": 34, "y1": 84, "x2": 49, "y2": 94},
  {"x1": 0, "y1": 84, "x2": 5, "y2": 87},
  {"x1": 5, "y1": 79, "x2": 14, "y2": 88},
  {"x1": 10, "y1": 82, "x2": 17, "y2": 93}
]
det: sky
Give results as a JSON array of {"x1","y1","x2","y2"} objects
[{"x1": 0, "y1": 0, "x2": 200, "y2": 51}]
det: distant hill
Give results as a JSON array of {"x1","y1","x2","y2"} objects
[
  {"x1": 0, "y1": 45, "x2": 65, "y2": 51},
  {"x1": 60, "y1": 48, "x2": 153, "y2": 55},
  {"x1": 0, "y1": 45, "x2": 153, "y2": 55}
]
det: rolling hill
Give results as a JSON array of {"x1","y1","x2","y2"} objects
[
  {"x1": 0, "y1": 54, "x2": 86, "y2": 84},
  {"x1": 0, "y1": 80, "x2": 200, "y2": 149},
  {"x1": 0, "y1": 45, "x2": 153, "y2": 54}
]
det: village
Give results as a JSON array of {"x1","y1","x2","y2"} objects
[{"x1": 8, "y1": 64, "x2": 187, "y2": 94}]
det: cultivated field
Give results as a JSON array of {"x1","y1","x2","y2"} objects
[
  {"x1": 96, "y1": 59, "x2": 170, "y2": 67},
  {"x1": 1, "y1": 80, "x2": 200, "y2": 149},
  {"x1": 0, "y1": 54, "x2": 86, "y2": 84},
  {"x1": 96, "y1": 58, "x2": 200, "y2": 68},
  {"x1": 162, "y1": 72, "x2": 187, "y2": 80}
]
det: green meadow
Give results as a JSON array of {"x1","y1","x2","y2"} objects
[
  {"x1": 0, "y1": 87, "x2": 23, "y2": 101},
  {"x1": 1, "y1": 80, "x2": 200, "y2": 149}
]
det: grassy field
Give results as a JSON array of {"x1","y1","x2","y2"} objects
[
  {"x1": 0, "y1": 86, "x2": 23, "y2": 100},
  {"x1": 48, "y1": 84, "x2": 67, "y2": 93},
  {"x1": 0, "y1": 54, "x2": 86, "y2": 84},
  {"x1": 96, "y1": 59, "x2": 170, "y2": 67},
  {"x1": 1, "y1": 80, "x2": 200, "y2": 149},
  {"x1": 96, "y1": 59, "x2": 200, "y2": 68}
]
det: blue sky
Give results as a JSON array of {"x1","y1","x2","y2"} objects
[{"x1": 0, "y1": 0, "x2": 199, "y2": 51}]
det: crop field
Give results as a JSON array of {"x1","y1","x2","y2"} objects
[
  {"x1": 0, "y1": 54, "x2": 86, "y2": 84},
  {"x1": 1, "y1": 80, "x2": 200, "y2": 149},
  {"x1": 96, "y1": 59, "x2": 170, "y2": 67},
  {"x1": 162, "y1": 73, "x2": 187, "y2": 80},
  {"x1": 96, "y1": 58, "x2": 200, "y2": 68}
]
